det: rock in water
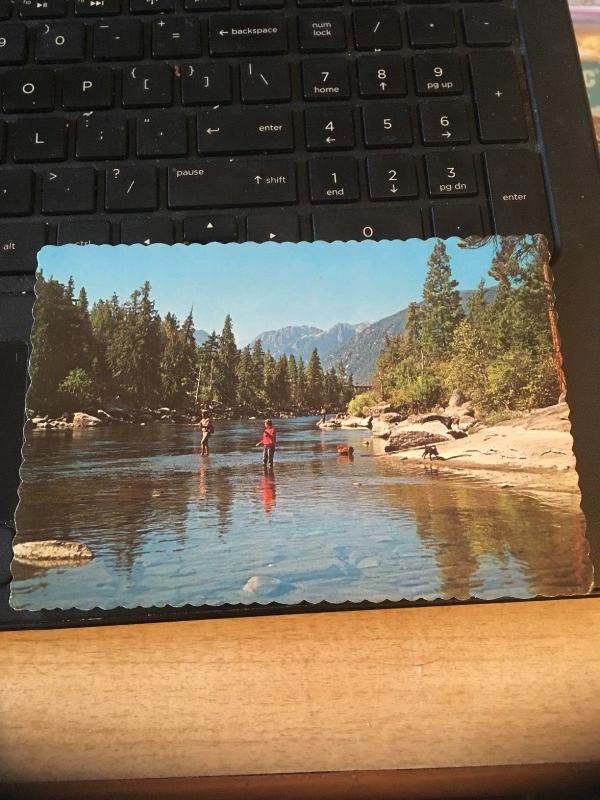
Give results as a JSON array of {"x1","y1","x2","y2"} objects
[
  {"x1": 243, "y1": 575, "x2": 284, "y2": 596},
  {"x1": 13, "y1": 540, "x2": 93, "y2": 565},
  {"x1": 72, "y1": 412, "x2": 104, "y2": 428},
  {"x1": 385, "y1": 430, "x2": 448, "y2": 453}
]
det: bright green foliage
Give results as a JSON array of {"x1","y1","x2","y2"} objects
[
  {"x1": 366, "y1": 238, "x2": 560, "y2": 418},
  {"x1": 347, "y1": 390, "x2": 379, "y2": 417},
  {"x1": 58, "y1": 368, "x2": 96, "y2": 411}
]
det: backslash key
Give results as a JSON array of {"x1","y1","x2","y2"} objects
[{"x1": 168, "y1": 159, "x2": 297, "y2": 208}]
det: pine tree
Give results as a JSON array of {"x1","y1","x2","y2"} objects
[
  {"x1": 419, "y1": 240, "x2": 464, "y2": 361},
  {"x1": 251, "y1": 338, "x2": 265, "y2": 405},
  {"x1": 160, "y1": 312, "x2": 197, "y2": 408},
  {"x1": 215, "y1": 314, "x2": 238, "y2": 407},
  {"x1": 287, "y1": 354, "x2": 298, "y2": 407},
  {"x1": 263, "y1": 351, "x2": 277, "y2": 408},
  {"x1": 296, "y1": 356, "x2": 306, "y2": 409},
  {"x1": 273, "y1": 354, "x2": 290, "y2": 409},
  {"x1": 236, "y1": 345, "x2": 257, "y2": 409},
  {"x1": 196, "y1": 331, "x2": 219, "y2": 408},
  {"x1": 305, "y1": 348, "x2": 324, "y2": 409}
]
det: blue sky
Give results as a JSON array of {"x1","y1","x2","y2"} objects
[{"x1": 38, "y1": 239, "x2": 497, "y2": 346}]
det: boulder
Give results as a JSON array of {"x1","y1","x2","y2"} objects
[
  {"x1": 72, "y1": 412, "x2": 104, "y2": 428},
  {"x1": 13, "y1": 540, "x2": 93, "y2": 565},
  {"x1": 385, "y1": 428, "x2": 449, "y2": 453},
  {"x1": 317, "y1": 419, "x2": 341, "y2": 429},
  {"x1": 407, "y1": 413, "x2": 453, "y2": 428},
  {"x1": 242, "y1": 575, "x2": 285, "y2": 596},
  {"x1": 371, "y1": 412, "x2": 406, "y2": 439},
  {"x1": 447, "y1": 389, "x2": 466, "y2": 409},
  {"x1": 340, "y1": 415, "x2": 372, "y2": 429},
  {"x1": 31, "y1": 416, "x2": 48, "y2": 425},
  {"x1": 364, "y1": 402, "x2": 392, "y2": 417}
]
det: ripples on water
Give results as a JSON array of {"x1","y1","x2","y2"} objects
[{"x1": 11, "y1": 417, "x2": 592, "y2": 610}]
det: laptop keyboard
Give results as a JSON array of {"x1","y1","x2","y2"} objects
[{"x1": 0, "y1": 0, "x2": 552, "y2": 272}]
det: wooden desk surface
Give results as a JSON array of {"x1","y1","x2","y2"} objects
[{"x1": 1, "y1": 598, "x2": 600, "y2": 785}]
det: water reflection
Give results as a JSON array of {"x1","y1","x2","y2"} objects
[{"x1": 11, "y1": 417, "x2": 593, "y2": 609}]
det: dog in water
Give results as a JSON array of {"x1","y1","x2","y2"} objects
[
  {"x1": 337, "y1": 445, "x2": 354, "y2": 457},
  {"x1": 422, "y1": 444, "x2": 441, "y2": 460}
]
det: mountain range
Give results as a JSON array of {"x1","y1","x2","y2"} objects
[{"x1": 252, "y1": 322, "x2": 370, "y2": 364}]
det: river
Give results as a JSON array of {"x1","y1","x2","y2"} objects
[{"x1": 11, "y1": 416, "x2": 592, "y2": 610}]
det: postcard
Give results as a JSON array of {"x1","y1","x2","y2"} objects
[{"x1": 11, "y1": 235, "x2": 593, "y2": 611}]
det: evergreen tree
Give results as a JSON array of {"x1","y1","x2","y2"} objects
[
  {"x1": 215, "y1": 314, "x2": 238, "y2": 407},
  {"x1": 160, "y1": 312, "x2": 197, "y2": 408},
  {"x1": 296, "y1": 356, "x2": 306, "y2": 408},
  {"x1": 251, "y1": 338, "x2": 265, "y2": 405},
  {"x1": 305, "y1": 348, "x2": 324, "y2": 409},
  {"x1": 419, "y1": 240, "x2": 464, "y2": 361},
  {"x1": 263, "y1": 351, "x2": 277, "y2": 407},
  {"x1": 273, "y1": 354, "x2": 290, "y2": 409},
  {"x1": 286, "y1": 354, "x2": 298, "y2": 407},
  {"x1": 236, "y1": 345, "x2": 258, "y2": 409},
  {"x1": 196, "y1": 331, "x2": 219, "y2": 407}
]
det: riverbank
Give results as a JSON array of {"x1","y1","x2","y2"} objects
[{"x1": 378, "y1": 403, "x2": 581, "y2": 501}]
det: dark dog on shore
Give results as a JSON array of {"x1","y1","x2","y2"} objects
[
  {"x1": 337, "y1": 445, "x2": 354, "y2": 457},
  {"x1": 422, "y1": 445, "x2": 441, "y2": 460}
]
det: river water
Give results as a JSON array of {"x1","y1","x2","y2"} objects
[{"x1": 11, "y1": 417, "x2": 592, "y2": 610}]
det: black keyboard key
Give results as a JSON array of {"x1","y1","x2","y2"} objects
[
  {"x1": 431, "y1": 203, "x2": 483, "y2": 239},
  {"x1": 240, "y1": 60, "x2": 290, "y2": 103},
  {"x1": 130, "y1": 0, "x2": 175, "y2": 12},
  {"x1": 75, "y1": 0, "x2": 121, "y2": 15},
  {"x1": 2, "y1": 69, "x2": 55, "y2": 111},
  {"x1": 209, "y1": 13, "x2": 287, "y2": 56},
  {"x1": 308, "y1": 156, "x2": 359, "y2": 202},
  {"x1": 463, "y1": 4, "x2": 514, "y2": 47},
  {"x1": 184, "y1": 215, "x2": 237, "y2": 243},
  {"x1": 425, "y1": 151, "x2": 477, "y2": 197},
  {"x1": 197, "y1": 106, "x2": 293, "y2": 154},
  {"x1": 105, "y1": 164, "x2": 158, "y2": 211},
  {"x1": 168, "y1": 159, "x2": 296, "y2": 209},
  {"x1": 312, "y1": 207, "x2": 422, "y2": 241},
  {"x1": 19, "y1": 0, "x2": 65, "y2": 18},
  {"x1": 76, "y1": 114, "x2": 127, "y2": 159},
  {"x1": 35, "y1": 22, "x2": 86, "y2": 63},
  {"x1": 152, "y1": 17, "x2": 201, "y2": 58},
  {"x1": 302, "y1": 58, "x2": 349, "y2": 101},
  {"x1": 137, "y1": 112, "x2": 187, "y2": 156},
  {"x1": 305, "y1": 106, "x2": 354, "y2": 150},
  {"x1": 357, "y1": 54, "x2": 406, "y2": 97},
  {"x1": 0, "y1": 23, "x2": 27, "y2": 65},
  {"x1": 93, "y1": 19, "x2": 143, "y2": 61},
  {"x1": 420, "y1": 100, "x2": 470, "y2": 145},
  {"x1": 181, "y1": 62, "x2": 231, "y2": 105},
  {"x1": 58, "y1": 219, "x2": 110, "y2": 244},
  {"x1": 470, "y1": 51, "x2": 528, "y2": 143},
  {"x1": 186, "y1": 0, "x2": 229, "y2": 10},
  {"x1": 484, "y1": 149, "x2": 550, "y2": 237},
  {"x1": 0, "y1": 169, "x2": 34, "y2": 214},
  {"x1": 240, "y1": 0, "x2": 283, "y2": 7},
  {"x1": 299, "y1": 12, "x2": 346, "y2": 52},
  {"x1": 366, "y1": 154, "x2": 417, "y2": 200},
  {"x1": 122, "y1": 64, "x2": 173, "y2": 107},
  {"x1": 247, "y1": 212, "x2": 299, "y2": 242},
  {"x1": 41, "y1": 166, "x2": 96, "y2": 213},
  {"x1": 121, "y1": 216, "x2": 175, "y2": 244},
  {"x1": 0, "y1": 0, "x2": 13, "y2": 19},
  {"x1": 408, "y1": 6, "x2": 456, "y2": 48},
  {"x1": 362, "y1": 103, "x2": 412, "y2": 148},
  {"x1": 414, "y1": 52, "x2": 463, "y2": 95},
  {"x1": 62, "y1": 67, "x2": 113, "y2": 109},
  {"x1": 13, "y1": 117, "x2": 67, "y2": 161},
  {"x1": 353, "y1": 8, "x2": 401, "y2": 50},
  {"x1": 0, "y1": 222, "x2": 47, "y2": 273}
]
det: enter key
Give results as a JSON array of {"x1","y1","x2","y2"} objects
[
  {"x1": 484, "y1": 149, "x2": 551, "y2": 239},
  {"x1": 197, "y1": 107, "x2": 293, "y2": 154}
]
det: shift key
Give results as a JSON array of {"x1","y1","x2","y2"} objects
[
  {"x1": 484, "y1": 149, "x2": 551, "y2": 238},
  {"x1": 209, "y1": 13, "x2": 287, "y2": 55},
  {"x1": 0, "y1": 223, "x2": 47, "y2": 274},
  {"x1": 168, "y1": 159, "x2": 296, "y2": 208}
]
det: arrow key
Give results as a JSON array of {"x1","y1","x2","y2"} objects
[
  {"x1": 42, "y1": 167, "x2": 96, "y2": 214},
  {"x1": 305, "y1": 106, "x2": 354, "y2": 151},
  {"x1": 184, "y1": 215, "x2": 237, "y2": 243},
  {"x1": 419, "y1": 100, "x2": 470, "y2": 146},
  {"x1": 121, "y1": 217, "x2": 175, "y2": 245},
  {"x1": 247, "y1": 213, "x2": 299, "y2": 243}
]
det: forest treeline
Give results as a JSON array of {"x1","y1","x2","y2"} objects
[
  {"x1": 29, "y1": 276, "x2": 355, "y2": 415},
  {"x1": 350, "y1": 238, "x2": 561, "y2": 418}
]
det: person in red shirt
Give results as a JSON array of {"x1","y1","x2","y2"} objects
[{"x1": 256, "y1": 419, "x2": 277, "y2": 468}]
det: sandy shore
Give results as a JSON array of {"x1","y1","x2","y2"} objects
[{"x1": 375, "y1": 404, "x2": 582, "y2": 504}]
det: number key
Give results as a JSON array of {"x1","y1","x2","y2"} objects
[
  {"x1": 357, "y1": 54, "x2": 406, "y2": 98},
  {"x1": 367, "y1": 154, "x2": 417, "y2": 200},
  {"x1": 309, "y1": 156, "x2": 359, "y2": 202},
  {"x1": 302, "y1": 58, "x2": 349, "y2": 101},
  {"x1": 305, "y1": 106, "x2": 354, "y2": 150},
  {"x1": 414, "y1": 53, "x2": 463, "y2": 96},
  {"x1": 362, "y1": 103, "x2": 412, "y2": 148},
  {"x1": 425, "y1": 152, "x2": 477, "y2": 197},
  {"x1": 420, "y1": 100, "x2": 470, "y2": 145},
  {"x1": 0, "y1": 23, "x2": 27, "y2": 65}
]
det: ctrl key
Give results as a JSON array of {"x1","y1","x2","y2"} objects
[
  {"x1": 0, "y1": 223, "x2": 48, "y2": 274},
  {"x1": 58, "y1": 220, "x2": 111, "y2": 246}
]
